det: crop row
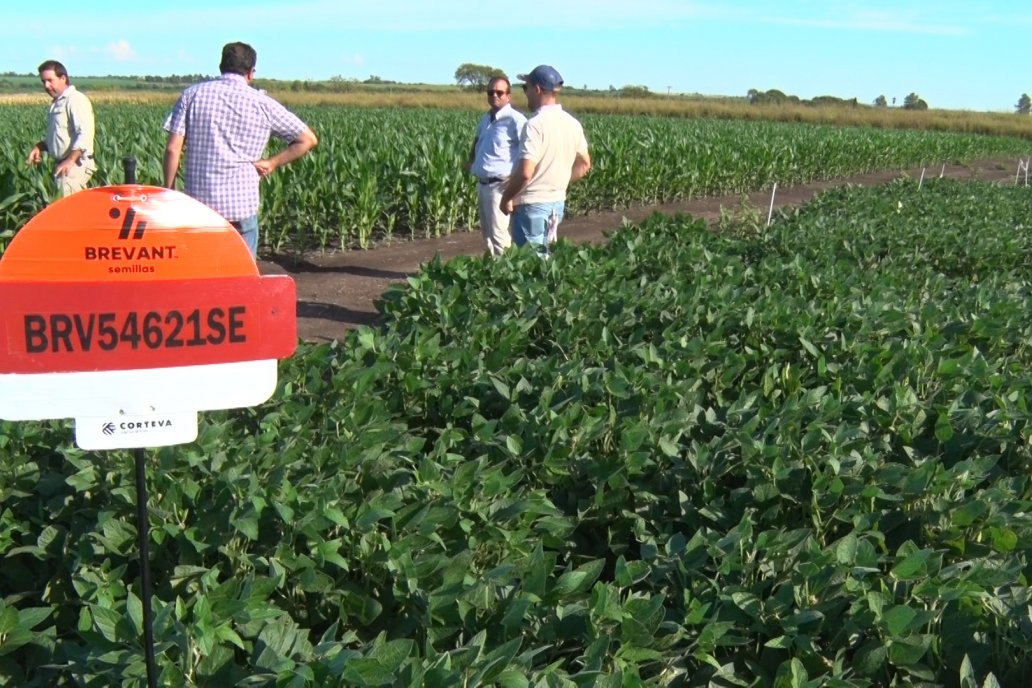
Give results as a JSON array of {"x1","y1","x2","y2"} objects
[
  {"x1": 2, "y1": 177, "x2": 1031, "y2": 684},
  {"x1": 1, "y1": 104, "x2": 1030, "y2": 253}
]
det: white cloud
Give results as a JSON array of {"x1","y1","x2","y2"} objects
[
  {"x1": 105, "y1": 39, "x2": 136, "y2": 61},
  {"x1": 340, "y1": 53, "x2": 365, "y2": 66}
]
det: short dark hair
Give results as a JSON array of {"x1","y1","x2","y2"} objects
[
  {"x1": 37, "y1": 60, "x2": 68, "y2": 80},
  {"x1": 488, "y1": 75, "x2": 511, "y2": 91},
  {"x1": 219, "y1": 42, "x2": 257, "y2": 76}
]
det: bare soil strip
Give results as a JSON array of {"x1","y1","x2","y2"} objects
[{"x1": 261, "y1": 159, "x2": 1019, "y2": 342}]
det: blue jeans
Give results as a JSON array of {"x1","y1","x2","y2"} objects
[
  {"x1": 230, "y1": 215, "x2": 259, "y2": 258},
  {"x1": 512, "y1": 201, "x2": 565, "y2": 256}
]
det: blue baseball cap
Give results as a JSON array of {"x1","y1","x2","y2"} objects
[{"x1": 517, "y1": 65, "x2": 564, "y2": 91}]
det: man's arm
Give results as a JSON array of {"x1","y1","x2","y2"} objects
[
  {"x1": 163, "y1": 132, "x2": 185, "y2": 188},
  {"x1": 68, "y1": 94, "x2": 95, "y2": 157},
  {"x1": 499, "y1": 158, "x2": 536, "y2": 215},
  {"x1": 570, "y1": 151, "x2": 592, "y2": 183},
  {"x1": 254, "y1": 127, "x2": 318, "y2": 177}
]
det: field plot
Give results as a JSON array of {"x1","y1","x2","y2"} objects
[
  {"x1": 2, "y1": 104, "x2": 1031, "y2": 253},
  {"x1": 2, "y1": 177, "x2": 1031, "y2": 685}
]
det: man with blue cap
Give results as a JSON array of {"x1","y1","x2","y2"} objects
[{"x1": 500, "y1": 65, "x2": 592, "y2": 255}]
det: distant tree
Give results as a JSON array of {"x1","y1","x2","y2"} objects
[
  {"x1": 873, "y1": 95, "x2": 888, "y2": 108},
  {"x1": 327, "y1": 75, "x2": 357, "y2": 93},
  {"x1": 619, "y1": 85, "x2": 652, "y2": 98},
  {"x1": 747, "y1": 88, "x2": 800, "y2": 106},
  {"x1": 808, "y1": 95, "x2": 858, "y2": 108},
  {"x1": 902, "y1": 92, "x2": 928, "y2": 110},
  {"x1": 453, "y1": 63, "x2": 504, "y2": 90},
  {"x1": 1016, "y1": 93, "x2": 1031, "y2": 114}
]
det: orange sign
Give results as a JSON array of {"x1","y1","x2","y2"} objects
[
  {"x1": 0, "y1": 186, "x2": 298, "y2": 449},
  {"x1": 0, "y1": 186, "x2": 296, "y2": 373},
  {"x1": 0, "y1": 185, "x2": 257, "y2": 282}
]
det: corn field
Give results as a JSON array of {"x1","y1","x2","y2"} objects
[{"x1": 1, "y1": 104, "x2": 1030, "y2": 253}]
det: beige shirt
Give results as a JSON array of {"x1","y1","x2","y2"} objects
[
  {"x1": 517, "y1": 104, "x2": 589, "y2": 205},
  {"x1": 46, "y1": 85, "x2": 95, "y2": 162}
]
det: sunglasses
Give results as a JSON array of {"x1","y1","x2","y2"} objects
[{"x1": 486, "y1": 89, "x2": 509, "y2": 96}]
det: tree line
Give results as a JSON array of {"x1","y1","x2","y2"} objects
[{"x1": 455, "y1": 64, "x2": 1032, "y2": 114}]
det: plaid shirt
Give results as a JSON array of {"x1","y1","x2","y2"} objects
[{"x1": 163, "y1": 73, "x2": 308, "y2": 221}]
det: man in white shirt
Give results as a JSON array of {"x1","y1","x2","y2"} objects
[
  {"x1": 467, "y1": 75, "x2": 527, "y2": 255},
  {"x1": 26, "y1": 60, "x2": 96, "y2": 198},
  {"x1": 500, "y1": 65, "x2": 591, "y2": 256}
]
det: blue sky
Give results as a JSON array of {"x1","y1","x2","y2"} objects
[{"x1": 2, "y1": 1, "x2": 1028, "y2": 112}]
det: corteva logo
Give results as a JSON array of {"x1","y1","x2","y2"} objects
[
  {"x1": 82, "y1": 207, "x2": 178, "y2": 263},
  {"x1": 100, "y1": 418, "x2": 175, "y2": 435}
]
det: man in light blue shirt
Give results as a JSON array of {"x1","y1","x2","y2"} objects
[{"x1": 467, "y1": 76, "x2": 527, "y2": 255}]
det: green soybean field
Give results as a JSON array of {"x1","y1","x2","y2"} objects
[{"x1": 2, "y1": 174, "x2": 1032, "y2": 685}]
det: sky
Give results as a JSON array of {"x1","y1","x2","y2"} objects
[{"x1": 2, "y1": 1, "x2": 1029, "y2": 112}]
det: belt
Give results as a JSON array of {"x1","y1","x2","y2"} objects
[{"x1": 478, "y1": 176, "x2": 505, "y2": 185}]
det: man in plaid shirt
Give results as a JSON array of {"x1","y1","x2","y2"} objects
[{"x1": 163, "y1": 42, "x2": 318, "y2": 257}]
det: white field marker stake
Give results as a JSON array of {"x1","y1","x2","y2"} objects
[
  {"x1": 767, "y1": 183, "x2": 777, "y2": 227},
  {"x1": 918, "y1": 168, "x2": 926, "y2": 190},
  {"x1": 940, "y1": 163, "x2": 946, "y2": 178},
  {"x1": 1015, "y1": 158, "x2": 1028, "y2": 185}
]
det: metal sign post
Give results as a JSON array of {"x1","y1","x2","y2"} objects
[
  {"x1": 133, "y1": 446, "x2": 158, "y2": 687},
  {"x1": 0, "y1": 161, "x2": 297, "y2": 686},
  {"x1": 121, "y1": 158, "x2": 158, "y2": 688}
]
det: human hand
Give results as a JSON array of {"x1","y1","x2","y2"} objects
[
  {"x1": 254, "y1": 159, "x2": 276, "y2": 178},
  {"x1": 53, "y1": 158, "x2": 73, "y2": 177},
  {"x1": 500, "y1": 198, "x2": 514, "y2": 215},
  {"x1": 26, "y1": 146, "x2": 42, "y2": 166}
]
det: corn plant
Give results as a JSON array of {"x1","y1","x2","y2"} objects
[{"x1": 2, "y1": 103, "x2": 1030, "y2": 254}]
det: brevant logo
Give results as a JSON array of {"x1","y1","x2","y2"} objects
[
  {"x1": 81, "y1": 207, "x2": 178, "y2": 265},
  {"x1": 113, "y1": 207, "x2": 147, "y2": 240}
]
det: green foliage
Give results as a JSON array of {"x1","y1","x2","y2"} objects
[
  {"x1": 453, "y1": 63, "x2": 506, "y2": 90},
  {"x1": 618, "y1": 85, "x2": 653, "y2": 99},
  {"x1": 748, "y1": 88, "x2": 801, "y2": 106},
  {"x1": 3, "y1": 178, "x2": 1032, "y2": 684},
  {"x1": 716, "y1": 194, "x2": 766, "y2": 238},
  {"x1": 1, "y1": 104, "x2": 1031, "y2": 254},
  {"x1": 904, "y1": 93, "x2": 930, "y2": 111},
  {"x1": 808, "y1": 95, "x2": 859, "y2": 108}
]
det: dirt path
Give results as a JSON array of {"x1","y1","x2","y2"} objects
[{"x1": 260, "y1": 158, "x2": 1019, "y2": 342}]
